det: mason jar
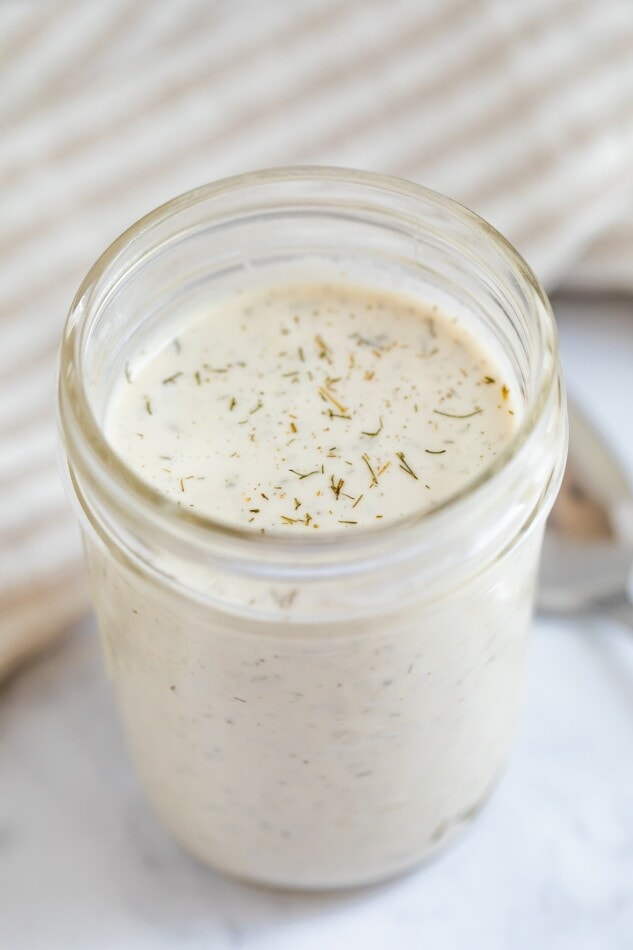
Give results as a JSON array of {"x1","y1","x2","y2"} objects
[{"x1": 58, "y1": 167, "x2": 567, "y2": 890}]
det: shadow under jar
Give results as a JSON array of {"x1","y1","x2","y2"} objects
[{"x1": 58, "y1": 167, "x2": 567, "y2": 890}]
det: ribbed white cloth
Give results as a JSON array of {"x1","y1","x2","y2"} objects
[{"x1": 2, "y1": 0, "x2": 632, "y2": 675}]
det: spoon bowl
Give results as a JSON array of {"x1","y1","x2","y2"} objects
[{"x1": 538, "y1": 403, "x2": 633, "y2": 622}]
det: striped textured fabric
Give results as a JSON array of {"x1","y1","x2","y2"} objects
[{"x1": 2, "y1": 0, "x2": 633, "y2": 675}]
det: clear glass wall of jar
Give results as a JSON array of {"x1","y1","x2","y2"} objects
[{"x1": 58, "y1": 168, "x2": 567, "y2": 890}]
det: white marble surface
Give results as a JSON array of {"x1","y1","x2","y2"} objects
[{"x1": 1, "y1": 296, "x2": 632, "y2": 950}]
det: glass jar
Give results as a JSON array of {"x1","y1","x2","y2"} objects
[{"x1": 58, "y1": 167, "x2": 567, "y2": 890}]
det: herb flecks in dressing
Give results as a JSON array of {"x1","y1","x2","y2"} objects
[{"x1": 106, "y1": 283, "x2": 518, "y2": 530}]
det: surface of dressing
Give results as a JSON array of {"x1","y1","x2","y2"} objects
[{"x1": 106, "y1": 283, "x2": 518, "y2": 530}]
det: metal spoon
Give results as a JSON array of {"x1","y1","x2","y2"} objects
[{"x1": 538, "y1": 403, "x2": 633, "y2": 628}]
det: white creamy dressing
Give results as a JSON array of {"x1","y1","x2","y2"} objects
[
  {"x1": 92, "y1": 281, "x2": 532, "y2": 889},
  {"x1": 105, "y1": 283, "x2": 518, "y2": 530}
]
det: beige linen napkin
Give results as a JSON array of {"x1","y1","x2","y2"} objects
[{"x1": 2, "y1": 0, "x2": 632, "y2": 676}]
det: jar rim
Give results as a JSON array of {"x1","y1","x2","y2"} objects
[{"x1": 58, "y1": 165, "x2": 561, "y2": 567}]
